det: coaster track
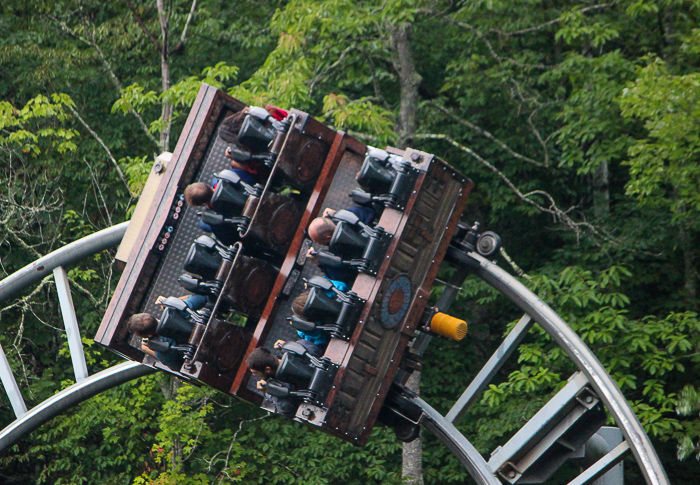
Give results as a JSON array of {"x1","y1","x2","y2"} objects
[{"x1": 0, "y1": 223, "x2": 669, "y2": 484}]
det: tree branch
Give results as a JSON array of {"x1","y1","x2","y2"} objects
[
  {"x1": 46, "y1": 14, "x2": 160, "y2": 148},
  {"x1": 308, "y1": 45, "x2": 360, "y2": 95},
  {"x1": 435, "y1": 14, "x2": 554, "y2": 165},
  {"x1": 500, "y1": 247, "x2": 530, "y2": 279},
  {"x1": 69, "y1": 105, "x2": 133, "y2": 197},
  {"x1": 125, "y1": 0, "x2": 162, "y2": 51},
  {"x1": 204, "y1": 413, "x2": 271, "y2": 481},
  {"x1": 156, "y1": 0, "x2": 170, "y2": 55},
  {"x1": 68, "y1": 270, "x2": 102, "y2": 308},
  {"x1": 0, "y1": 275, "x2": 54, "y2": 316},
  {"x1": 426, "y1": 100, "x2": 546, "y2": 167},
  {"x1": 83, "y1": 157, "x2": 115, "y2": 228},
  {"x1": 440, "y1": 16, "x2": 549, "y2": 70},
  {"x1": 170, "y1": 0, "x2": 198, "y2": 53},
  {"x1": 493, "y1": 4, "x2": 613, "y2": 37},
  {"x1": 414, "y1": 133, "x2": 601, "y2": 238}
]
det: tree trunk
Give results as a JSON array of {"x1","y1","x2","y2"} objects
[
  {"x1": 390, "y1": 23, "x2": 422, "y2": 150},
  {"x1": 157, "y1": 0, "x2": 172, "y2": 152},
  {"x1": 160, "y1": 52, "x2": 172, "y2": 152},
  {"x1": 157, "y1": 375, "x2": 184, "y2": 470},
  {"x1": 389, "y1": 22, "x2": 424, "y2": 485},
  {"x1": 679, "y1": 225, "x2": 697, "y2": 309},
  {"x1": 592, "y1": 160, "x2": 609, "y2": 219},
  {"x1": 402, "y1": 372, "x2": 424, "y2": 485}
]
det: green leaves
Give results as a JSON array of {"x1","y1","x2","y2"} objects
[
  {"x1": 3, "y1": 0, "x2": 700, "y2": 481},
  {"x1": 556, "y1": 7, "x2": 620, "y2": 49},
  {"x1": 165, "y1": 62, "x2": 240, "y2": 108},
  {"x1": 113, "y1": 61, "x2": 241, "y2": 137},
  {"x1": 111, "y1": 84, "x2": 159, "y2": 115},
  {"x1": 0, "y1": 94, "x2": 79, "y2": 155},
  {"x1": 620, "y1": 57, "x2": 700, "y2": 224},
  {"x1": 322, "y1": 94, "x2": 396, "y2": 144}
]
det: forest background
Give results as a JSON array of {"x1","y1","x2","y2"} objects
[{"x1": 1, "y1": 0, "x2": 700, "y2": 483}]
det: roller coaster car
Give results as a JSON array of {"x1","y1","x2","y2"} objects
[{"x1": 96, "y1": 84, "x2": 472, "y2": 446}]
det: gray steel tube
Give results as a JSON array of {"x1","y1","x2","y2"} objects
[
  {"x1": 0, "y1": 361, "x2": 154, "y2": 454},
  {"x1": 411, "y1": 394, "x2": 502, "y2": 485},
  {"x1": 0, "y1": 221, "x2": 129, "y2": 305}
]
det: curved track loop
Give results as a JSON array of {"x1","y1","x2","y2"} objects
[
  {"x1": 410, "y1": 252, "x2": 669, "y2": 485},
  {"x1": 0, "y1": 221, "x2": 129, "y2": 304},
  {"x1": 0, "y1": 362, "x2": 154, "y2": 454},
  {"x1": 0, "y1": 224, "x2": 670, "y2": 485},
  {"x1": 0, "y1": 221, "x2": 155, "y2": 453},
  {"x1": 412, "y1": 395, "x2": 502, "y2": 485}
]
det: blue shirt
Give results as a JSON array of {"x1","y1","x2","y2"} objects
[
  {"x1": 184, "y1": 294, "x2": 207, "y2": 311},
  {"x1": 346, "y1": 205, "x2": 376, "y2": 226},
  {"x1": 296, "y1": 278, "x2": 348, "y2": 347}
]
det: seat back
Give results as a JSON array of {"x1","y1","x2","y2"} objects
[
  {"x1": 276, "y1": 352, "x2": 315, "y2": 389},
  {"x1": 184, "y1": 241, "x2": 222, "y2": 280},
  {"x1": 238, "y1": 115, "x2": 275, "y2": 151},
  {"x1": 329, "y1": 222, "x2": 368, "y2": 259},
  {"x1": 357, "y1": 155, "x2": 394, "y2": 193},
  {"x1": 304, "y1": 287, "x2": 342, "y2": 323},
  {"x1": 211, "y1": 180, "x2": 249, "y2": 216},
  {"x1": 157, "y1": 308, "x2": 195, "y2": 343}
]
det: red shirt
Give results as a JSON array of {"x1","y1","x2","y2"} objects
[{"x1": 265, "y1": 105, "x2": 288, "y2": 121}]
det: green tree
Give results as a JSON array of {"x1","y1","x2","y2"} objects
[{"x1": 3, "y1": 0, "x2": 700, "y2": 483}]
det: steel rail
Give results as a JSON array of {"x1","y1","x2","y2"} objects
[
  {"x1": 0, "y1": 362, "x2": 154, "y2": 454},
  {"x1": 0, "y1": 222, "x2": 670, "y2": 485},
  {"x1": 410, "y1": 394, "x2": 502, "y2": 485},
  {"x1": 0, "y1": 221, "x2": 129, "y2": 305},
  {"x1": 0, "y1": 221, "x2": 140, "y2": 454}
]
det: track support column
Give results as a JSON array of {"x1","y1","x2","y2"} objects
[{"x1": 53, "y1": 266, "x2": 89, "y2": 383}]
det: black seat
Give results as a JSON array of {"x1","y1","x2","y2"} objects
[
  {"x1": 357, "y1": 154, "x2": 395, "y2": 193},
  {"x1": 210, "y1": 179, "x2": 249, "y2": 216},
  {"x1": 184, "y1": 239, "x2": 222, "y2": 280},
  {"x1": 276, "y1": 352, "x2": 315, "y2": 389},
  {"x1": 157, "y1": 307, "x2": 195, "y2": 343},
  {"x1": 303, "y1": 287, "x2": 343, "y2": 323},
  {"x1": 328, "y1": 222, "x2": 368, "y2": 259},
  {"x1": 238, "y1": 114, "x2": 275, "y2": 151}
]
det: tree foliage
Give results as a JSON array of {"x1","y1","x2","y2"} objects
[{"x1": 2, "y1": 0, "x2": 700, "y2": 483}]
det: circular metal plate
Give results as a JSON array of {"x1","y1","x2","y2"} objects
[{"x1": 380, "y1": 274, "x2": 412, "y2": 329}]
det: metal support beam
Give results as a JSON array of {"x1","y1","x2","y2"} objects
[
  {"x1": 53, "y1": 266, "x2": 89, "y2": 383},
  {"x1": 568, "y1": 441, "x2": 630, "y2": 485},
  {"x1": 487, "y1": 372, "x2": 599, "y2": 480},
  {"x1": 469, "y1": 252, "x2": 669, "y2": 485},
  {"x1": 0, "y1": 221, "x2": 130, "y2": 450},
  {"x1": 447, "y1": 314, "x2": 533, "y2": 423},
  {"x1": 0, "y1": 343, "x2": 27, "y2": 418}
]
